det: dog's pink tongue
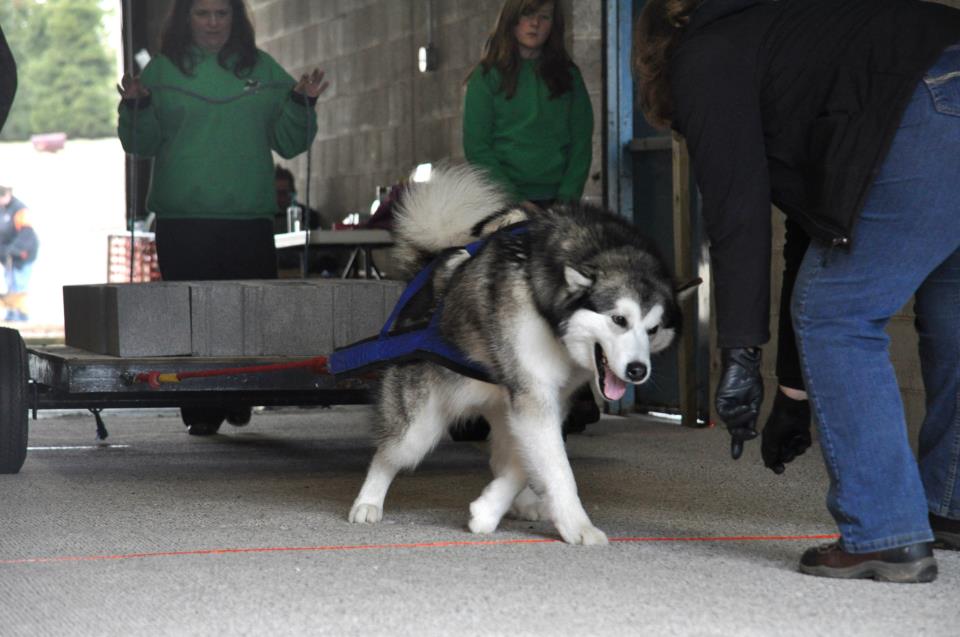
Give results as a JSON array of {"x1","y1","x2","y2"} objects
[{"x1": 603, "y1": 367, "x2": 626, "y2": 401}]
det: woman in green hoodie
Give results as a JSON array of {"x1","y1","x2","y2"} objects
[
  {"x1": 458, "y1": 1, "x2": 597, "y2": 442},
  {"x1": 463, "y1": 0, "x2": 594, "y2": 207},
  {"x1": 118, "y1": 0, "x2": 327, "y2": 281},
  {"x1": 117, "y1": 0, "x2": 327, "y2": 434}
]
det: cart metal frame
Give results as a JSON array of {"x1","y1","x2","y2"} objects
[{"x1": 0, "y1": 327, "x2": 373, "y2": 474}]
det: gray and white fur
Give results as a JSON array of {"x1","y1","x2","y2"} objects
[{"x1": 348, "y1": 165, "x2": 681, "y2": 545}]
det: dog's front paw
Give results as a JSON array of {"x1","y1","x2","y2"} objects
[
  {"x1": 555, "y1": 519, "x2": 608, "y2": 546},
  {"x1": 348, "y1": 502, "x2": 383, "y2": 524},
  {"x1": 468, "y1": 499, "x2": 500, "y2": 534}
]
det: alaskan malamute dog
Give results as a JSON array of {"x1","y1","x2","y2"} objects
[{"x1": 348, "y1": 165, "x2": 681, "y2": 545}]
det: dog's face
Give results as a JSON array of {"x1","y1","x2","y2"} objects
[{"x1": 560, "y1": 262, "x2": 679, "y2": 402}]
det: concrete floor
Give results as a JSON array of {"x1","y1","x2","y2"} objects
[{"x1": 1, "y1": 406, "x2": 957, "y2": 636}]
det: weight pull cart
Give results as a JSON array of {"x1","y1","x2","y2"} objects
[{"x1": 0, "y1": 326, "x2": 374, "y2": 475}]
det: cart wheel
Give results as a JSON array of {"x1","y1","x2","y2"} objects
[
  {"x1": 181, "y1": 408, "x2": 224, "y2": 436},
  {"x1": 0, "y1": 328, "x2": 29, "y2": 474}
]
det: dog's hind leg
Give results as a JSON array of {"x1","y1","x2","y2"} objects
[
  {"x1": 467, "y1": 408, "x2": 528, "y2": 534},
  {"x1": 507, "y1": 393, "x2": 608, "y2": 546},
  {"x1": 348, "y1": 393, "x2": 448, "y2": 524}
]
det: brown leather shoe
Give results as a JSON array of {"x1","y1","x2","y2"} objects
[
  {"x1": 930, "y1": 513, "x2": 960, "y2": 550},
  {"x1": 799, "y1": 541, "x2": 937, "y2": 583}
]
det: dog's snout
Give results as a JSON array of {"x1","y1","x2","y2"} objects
[{"x1": 626, "y1": 362, "x2": 648, "y2": 382}]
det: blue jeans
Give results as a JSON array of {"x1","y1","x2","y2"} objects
[
  {"x1": 7, "y1": 261, "x2": 33, "y2": 293},
  {"x1": 792, "y1": 46, "x2": 960, "y2": 553}
]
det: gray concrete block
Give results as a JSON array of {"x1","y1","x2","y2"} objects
[
  {"x1": 104, "y1": 283, "x2": 192, "y2": 357},
  {"x1": 382, "y1": 279, "x2": 404, "y2": 312},
  {"x1": 350, "y1": 281, "x2": 387, "y2": 344},
  {"x1": 265, "y1": 281, "x2": 335, "y2": 356},
  {"x1": 64, "y1": 283, "x2": 192, "y2": 357},
  {"x1": 63, "y1": 285, "x2": 108, "y2": 354},
  {"x1": 241, "y1": 281, "x2": 336, "y2": 356},
  {"x1": 333, "y1": 282, "x2": 357, "y2": 349},
  {"x1": 332, "y1": 280, "x2": 405, "y2": 348},
  {"x1": 189, "y1": 283, "x2": 246, "y2": 357}
]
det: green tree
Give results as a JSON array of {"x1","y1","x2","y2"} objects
[
  {"x1": 0, "y1": 0, "x2": 46, "y2": 140},
  {"x1": 29, "y1": 0, "x2": 116, "y2": 138},
  {"x1": 1, "y1": 0, "x2": 116, "y2": 140}
]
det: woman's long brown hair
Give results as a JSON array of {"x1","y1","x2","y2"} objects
[
  {"x1": 160, "y1": 0, "x2": 258, "y2": 77},
  {"x1": 632, "y1": 0, "x2": 703, "y2": 129},
  {"x1": 473, "y1": 0, "x2": 574, "y2": 100}
]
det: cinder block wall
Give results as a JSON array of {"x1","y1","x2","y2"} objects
[{"x1": 248, "y1": 0, "x2": 605, "y2": 224}]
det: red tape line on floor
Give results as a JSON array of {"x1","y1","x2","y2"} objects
[{"x1": 0, "y1": 534, "x2": 840, "y2": 566}]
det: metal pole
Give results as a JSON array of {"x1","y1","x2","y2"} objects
[
  {"x1": 123, "y1": 0, "x2": 133, "y2": 76},
  {"x1": 123, "y1": 0, "x2": 137, "y2": 282},
  {"x1": 302, "y1": 145, "x2": 311, "y2": 279},
  {"x1": 672, "y1": 132, "x2": 698, "y2": 428}
]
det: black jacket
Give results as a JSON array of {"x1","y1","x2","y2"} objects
[
  {"x1": 670, "y1": 0, "x2": 960, "y2": 347},
  {"x1": 0, "y1": 196, "x2": 39, "y2": 265}
]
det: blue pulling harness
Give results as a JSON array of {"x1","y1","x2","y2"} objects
[{"x1": 329, "y1": 225, "x2": 528, "y2": 383}]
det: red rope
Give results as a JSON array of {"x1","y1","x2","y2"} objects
[
  {"x1": 0, "y1": 533, "x2": 841, "y2": 565},
  {"x1": 132, "y1": 356, "x2": 328, "y2": 388},
  {"x1": 175, "y1": 356, "x2": 328, "y2": 380}
]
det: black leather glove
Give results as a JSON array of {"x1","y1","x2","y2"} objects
[
  {"x1": 715, "y1": 347, "x2": 763, "y2": 460},
  {"x1": 761, "y1": 390, "x2": 811, "y2": 474}
]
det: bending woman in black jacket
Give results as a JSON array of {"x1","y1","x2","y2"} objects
[{"x1": 634, "y1": 0, "x2": 960, "y2": 582}]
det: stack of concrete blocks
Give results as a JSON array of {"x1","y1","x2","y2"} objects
[{"x1": 63, "y1": 280, "x2": 404, "y2": 358}]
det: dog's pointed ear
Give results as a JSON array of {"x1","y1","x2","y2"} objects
[{"x1": 564, "y1": 266, "x2": 594, "y2": 294}]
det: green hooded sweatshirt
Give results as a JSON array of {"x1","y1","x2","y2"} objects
[
  {"x1": 118, "y1": 49, "x2": 317, "y2": 220},
  {"x1": 463, "y1": 59, "x2": 593, "y2": 202}
]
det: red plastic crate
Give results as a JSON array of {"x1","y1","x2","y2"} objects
[{"x1": 107, "y1": 233, "x2": 161, "y2": 283}]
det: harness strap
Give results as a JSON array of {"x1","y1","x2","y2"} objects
[{"x1": 330, "y1": 224, "x2": 527, "y2": 382}]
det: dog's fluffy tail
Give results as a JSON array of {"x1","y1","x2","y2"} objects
[{"x1": 392, "y1": 163, "x2": 511, "y2": 277}]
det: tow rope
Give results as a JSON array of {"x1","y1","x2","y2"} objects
[
  {"x1": 329, "y1": 223, "x2": 530, "y2": 382},
  {"x1": 130, "y1": 356, "x2": 328, "y2": 389}
]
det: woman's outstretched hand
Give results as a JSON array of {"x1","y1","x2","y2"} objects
[
  {"x1": 293, "y1": 68, "x2": 329, "y2": 98},
  {"x1": 117, "y1": 73, "x2": 150, "y2": 100}
]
